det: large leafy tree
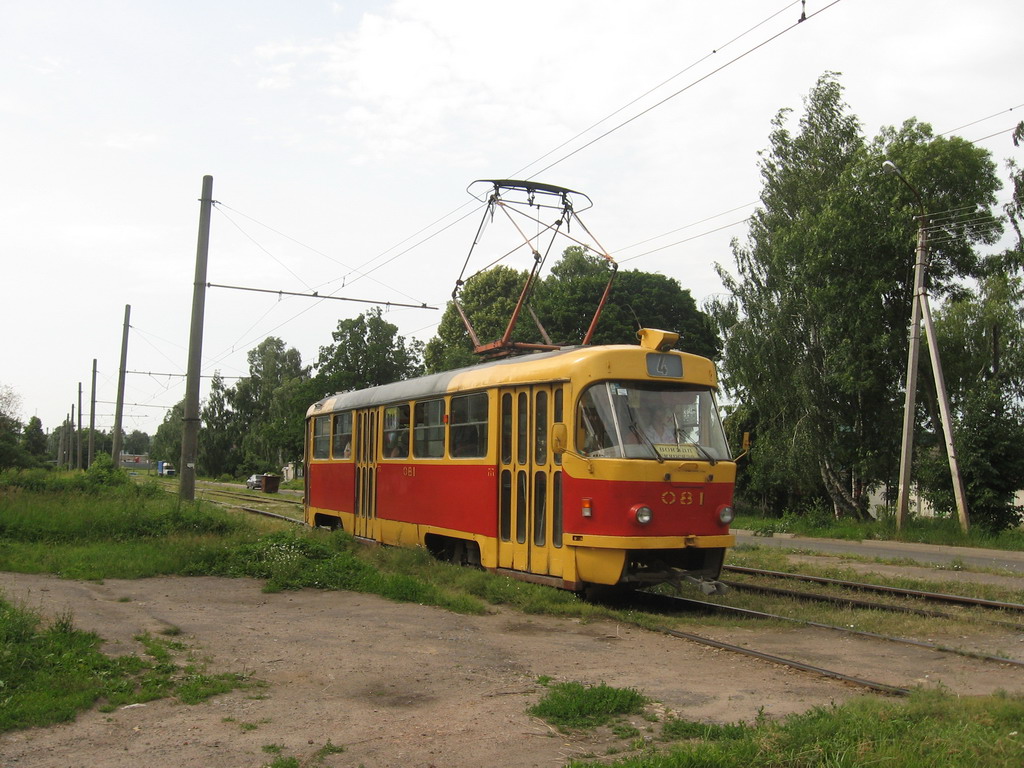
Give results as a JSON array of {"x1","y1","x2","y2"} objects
[
  {"x1": 538, "y1": 247, "x2": 720, "y2": 357},
  {"x1": 921, "y1": 276, "x2": 1024, "y2": 528},
  {"x1": 151, "y1": 400, "x2": 185, "y2": 466},
  {"x1": 124, "y1": 430, "x2": 150, "y2": 456},
  {"x1": 424, "y1": 266, "x2": 531, "y2": 373},
  {"x1": 316, "y1": 307, "x2": 424, "y2": 395},
  {"x1": 915, "y1": 124, "x2": 1024, "y2": 532},
  {"x1": 21, "y1": 416, "x2": 47, "y2": 459},
  {"x1": 425, "y1": 248, "x2": 719, "y2": 373},
  {"x1": 0, "y1": 383, "x2": 33, "y2": 469},
  {"x1": 199, "y1": 372, "x2": 241, "y2": 478},
  {"x1": 230, "y1": 337, "x2": 309, "y2": 472},
  {"x1": 710, "y1": 73, "x2": 1001, "y2": 519}
]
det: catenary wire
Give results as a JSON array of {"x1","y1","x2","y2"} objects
[{"x1": 523, "y1": 0, "x2": 845, "y2": 182}]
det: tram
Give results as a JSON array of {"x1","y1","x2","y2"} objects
[{"x1": 304, "y1": 327, "x2": 737, "y2": 594}]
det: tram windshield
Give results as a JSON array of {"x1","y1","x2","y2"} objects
[{"x1": 577, "y1": 381, "x2": 731, "y2": 462}]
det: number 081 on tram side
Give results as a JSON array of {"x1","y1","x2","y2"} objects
[{"x1": 303, "y1": 328, "x2": 737, "y2": 594}]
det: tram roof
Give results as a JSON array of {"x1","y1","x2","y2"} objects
[
  {"x1": 307, "y1": 346, "x2": 580, "y2": 417},
  {"x1": 306, "y1": 342, "x2": 717, "y2": 418}
]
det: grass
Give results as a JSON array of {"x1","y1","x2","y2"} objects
[
  {"x1": 530, "y1": 680, "x2": 649, "y2": 730},
  {"x1": 555, "y1": 688, "x2": 1024, "y2": 768},
  {"x1": 526, "y1": 681, "x2": 1024, "y2": 767},
  {"x1": 3, "y1": 472, "x2": 1024, "y2": 766},
  {"x1": 0, "y1": 597, "x2": 257, "y2": 732},
  {"x1": 733, "y1": 507, "x2": 1024, "y2": 551}
]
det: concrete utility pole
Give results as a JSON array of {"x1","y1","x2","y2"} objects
[
  {"x1": 89, "y1": 359, "x2": 97, "y2": 468},
  {"x1": 885, "y1": 161, "x2": 969, "y2": 534},
  {"x1": 77, "y1": 382, "x2": 83, "y2": 469},
  {"x1": 111, "y1": 304, "x2": 131, "y2": 464},
  {"x1": 179, "y1": 175, "x2": 213, "y2": 502}
]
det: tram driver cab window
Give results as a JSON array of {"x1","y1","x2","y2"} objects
[
  {"x1": 383, "y1": 404, "x2": 410, "y2": 459},
  {"x1": 577, "y1": 382, "x2": 730, "y2": 461}
]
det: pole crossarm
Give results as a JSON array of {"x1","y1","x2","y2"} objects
[{"x1": 206, "y1": 282, "x2": 436, "y2": 310}]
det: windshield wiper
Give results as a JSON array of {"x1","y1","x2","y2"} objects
[
  {"x1": 626, "y1": 406, "x2": 665, "y2": 463},
  {"x1": 679, "y1": 440, "x2": 717, "y2": 466}
]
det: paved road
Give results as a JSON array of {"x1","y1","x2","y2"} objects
[{"x1": 733, "y1": 530, "x2": 1024, "y2": 575}]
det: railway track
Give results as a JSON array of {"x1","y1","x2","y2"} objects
[
  {"x1": 719, "y1": 572, "x2": 1024, "y2": 632},
  {"x1": 723, "y1": 564, "x2": 1024, "y2": 613},
  {"x1": 639, "y1": 591, "x2": 1024, "y2": 666},
  {"x1": 629, "y1": 590, "x2": 1024, "y2": 697},
  {"x1": 164, "y1": 484, "x2": 1024, "y2": 696},
  {"x1": 173, "y1": 482, "x2": 307, "y2": 524},
  {"x1": 629, "y1": 560, "x2": 1024, "y2": 696}
]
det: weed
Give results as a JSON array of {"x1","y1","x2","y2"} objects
[
  {"x1": 314, "y1": 740, "x2": 346, "y2": 759},
  {"x1": 529, "y1": 681, "x2": 648, "y2": 730},
  {"x1": 611, "y1": 723, "x2": 641, "y2": 739},
  {"x1": 0, "y1": 597, "x2": 255, "y2": 733}
]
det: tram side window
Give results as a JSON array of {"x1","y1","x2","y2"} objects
[
  {"x1": 331, "y1": 412, "x2": 353, "y2": 459},
  {"x1": 383, "y1": 404, "x2": 410, "y2": 459},
  {"x1": 414, "y1": 399, "x2": 445, "y2": 458},
  {"x1": 312, "y1": 415, "x2": 331, "y2": 459},
  {"x1": 450, "y1": 393, "x2": 488, "y2": 458}
]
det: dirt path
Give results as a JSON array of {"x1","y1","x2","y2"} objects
[{"x1": 2, "y1": 572, "x2": 1023, "y2": 768}]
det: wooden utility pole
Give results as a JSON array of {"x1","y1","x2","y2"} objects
[
  {"x1": 886, "y1": 161, "x2": 969, "y2": 533},
  {"x1": 111, "y1": 304, "x2": 131, "y2": 464},
  {"x1": 179, "y1": 175, "x2": 213, "y2": 502}
]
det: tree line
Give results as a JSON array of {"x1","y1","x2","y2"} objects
[{"x1": 3, "y1": 73, "x2": 1021, "y2": 530}]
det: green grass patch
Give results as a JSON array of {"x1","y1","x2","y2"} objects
[
  {"x1": 530, "y1": 681, "x2": 649, "y2": 730},
  {"x1": 0, "y1": 597, "x2": 257, "y2": 732},
  {"x1": 733, "y1": 508, "x2": 1024, "y2": 551},
  {"x1": 569, "y1": 689, "x2": 1024, "y2": 768}
]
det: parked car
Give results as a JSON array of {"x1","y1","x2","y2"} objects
[{"x1": 246, "y1": 474, "x2": 263, "y2": 490}]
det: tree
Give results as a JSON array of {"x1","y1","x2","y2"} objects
[
  {"x1": 124, "y1": 430, "x2": 151, "y2": 456},
  {"x1": 230, "y1": 337, "x2": 309, "y2": 473},
  {"x1": 914, "y1": 123, "x2": 1024, "y2": 532},
  {"x1": 538, "y1": 247, "x2": 720, "y2": 357},
  {"x1": 0, "y1": 383, "x2": 31, "y2": 469},
  {"x1": 424, "y1": 248, "x2": 720, "y2": 373},
  {"x1": 21, "y1": 416, "x2": 47, "y2": 459},
  {"x1": 1004, "y1": 121, "x2": 1024, "y2": 257},
  {"x1": 317, "y1": 307, "x2": 424, "y2": 394},
  {"x1": 200, "y1": 372, "x2": 241, "y2": 478},
  {"x1": 424, "y1": 266, "x2": 531, "y2": 373},
  {"x1": 151, "y1": 400, "x2": 184, "y2": 466},
  {"x1": 709, "y1": 73, "x2": 1001, "y2": 519}
]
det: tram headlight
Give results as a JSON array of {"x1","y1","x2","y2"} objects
[
  {"x1": 631, "y1": 505, "x2": 654, "y2": 525},
  {"x1": 718, "y1": 505, "x2": 735, "y2": 525}
]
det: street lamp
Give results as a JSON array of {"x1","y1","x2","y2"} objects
[{"x1": 884, "y1": 160, "x2": 969, "y2": 533}]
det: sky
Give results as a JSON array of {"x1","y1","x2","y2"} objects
[{"x1": 2, "y1": 0, "x2": 1021, "y2": 438}]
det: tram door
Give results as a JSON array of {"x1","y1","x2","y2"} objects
[
  {"x1": 353, "y1": 409, "x2": 378, "y2": 540},
  {"x1": 497, "y1": 386, "x2": 564, "y2": 577}
]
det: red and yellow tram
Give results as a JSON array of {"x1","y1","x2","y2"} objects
[{"x1": 304, "y1": 328, "x2": 736, "y2": 593}]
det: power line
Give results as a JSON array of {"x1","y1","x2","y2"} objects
[
  {"x1": 938, "y1": 102, "x2": 1024, "y2": 137},
  {"x1": 618, "y1": 218, "x2": 752, "y2": 264},
  {"x1": 206, "y1": 282, "x2": 437, "y2": 310},
  {"x1": 125, "y1": 370, "x2": 242, "y2": 379},
  {"x1": 507, "y1": 2, "x2": 805, "y2": 180},
  {"x1": 524, "y1": 0, "x2": 845, "y2": 181},
  {"x1": 615, "y1": 202, "x2": 759, "y2": 255},
  {"x1": 969, "y1": 125, "x2": 1022, "y2": 145},
  {"x1": 298, "y1": 2, "x2": 833, "y2": 298}
]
